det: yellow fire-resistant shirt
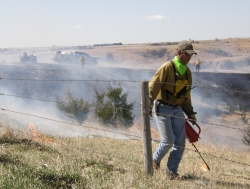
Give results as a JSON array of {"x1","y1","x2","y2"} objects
[
  {"x1": 148, "y1": 60, "x2": 195, "y2": 116},
  {"x1": 79, "y1": 56, "x2": 85, "y2": 63}
]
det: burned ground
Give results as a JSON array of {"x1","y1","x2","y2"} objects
[{"x1": 0, "y1": 62, "x2": 249, "y2": 149}]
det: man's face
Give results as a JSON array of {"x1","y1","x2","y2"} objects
[{"x1": 179, "y1": 51, "x2": 193, "y2": 64}]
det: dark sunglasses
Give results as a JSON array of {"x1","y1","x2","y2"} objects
[{"x1": 183, "y1": 52, "x2": 192, "y2": 56}]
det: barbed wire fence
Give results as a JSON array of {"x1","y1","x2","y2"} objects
[
  {"x1": 1, "y1": 113, "x2": 250, "y2": 167},
  {"x1": 0, "y1": 111, "x2": 250, "y2": 169},
  {"x1": 0, "y1": 78, "x2": 250, "y2": 176}
]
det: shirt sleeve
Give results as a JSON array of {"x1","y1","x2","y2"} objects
[
  {"x1": 148, "y1": 65, "x2": 167, "y2": 109},
  {"x1": 181, "y1": 96, "x2": 195, "y2": 116},
  {"x1": 181, "y1": 71, "x2": 195, "y2": 116}
]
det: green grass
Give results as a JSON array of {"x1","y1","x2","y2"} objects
[{"x1": 0, "y1": 128, "x2": 250, "y2": 188}]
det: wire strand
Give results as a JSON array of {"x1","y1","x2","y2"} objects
[
  {"x1": 152, "y1": 110, "x2": 249, "y2": 131},
  {"x1": 0, "y1": 108, "x2": 142, "y2": 140}
]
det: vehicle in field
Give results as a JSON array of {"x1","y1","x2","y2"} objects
[
  {"x1": 52, "y1": 51, "x2": 98, "y2": 66},
  {"x1": 20, "y1": 52, "x2": 37, "y2": 63}
]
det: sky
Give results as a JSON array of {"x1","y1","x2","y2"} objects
[{"x1": 0, "y1": 0, "x2": 250, "y2": 48}]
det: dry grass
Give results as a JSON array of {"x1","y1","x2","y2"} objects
[
  {"x1": 1, "y1": 37, "x2": 250, "y2": 73},
  {"x1": 0, "y1": 128, "x2": 250, "y2": 188}
]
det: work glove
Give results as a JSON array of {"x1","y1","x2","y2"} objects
[{"x1": 188, "y1": 114, "x2": 197, "y2": 125}]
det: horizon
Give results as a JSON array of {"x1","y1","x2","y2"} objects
[{"x1": 2, "y1": 37, "x2": 250, "y2": 49}]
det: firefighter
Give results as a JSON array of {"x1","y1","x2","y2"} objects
[
  {"x1": 79, "y1": 55, "x2": 85, "y2": 69},
  {"x1": 149, "y1": 42, "x2": 197, "y2": 180},
  {"x1": 195, "y1": 59, "x2": 200, "y2": 72}
]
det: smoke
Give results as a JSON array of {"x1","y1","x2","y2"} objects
[
  {"x1": 189, "y1": 58, "x2": 250, "y2": 73},
  {"x1": 190, "y1": 72, "x2": 250, "y2": 150},
  {"x1": 0, "y1": 49, "x2": 249, "y2": 150},
  {"x1": 0, "y1": 56, "x2": 154, "y2": 139}
]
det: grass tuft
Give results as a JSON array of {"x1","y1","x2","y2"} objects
[
  {"x1": 0, "y1": 128, "x2": 250, "y2": 188},
  {"x1": 37, "y1": 170, "x2": 83, "y2": 188}
]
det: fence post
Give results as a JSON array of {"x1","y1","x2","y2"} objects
[{"x1": 140, "y1": 81, "x2": 153, "y2": 175}]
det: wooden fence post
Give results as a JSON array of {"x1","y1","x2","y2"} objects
[{"x1": 140, "y1": 81, "x2": 153, "y2": 175}]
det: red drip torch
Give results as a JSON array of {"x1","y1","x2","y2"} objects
[{"x1": 185, "y1": 119, "x2": 210, "y2": 171}]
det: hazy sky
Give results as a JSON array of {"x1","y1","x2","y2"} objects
[{"x1": 1, "y1": 0, "x2": 249, "y2": 48}]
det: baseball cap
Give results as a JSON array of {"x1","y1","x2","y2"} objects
[{"x1": 177, "y1": 43, "x2": 197, "y2": 55}]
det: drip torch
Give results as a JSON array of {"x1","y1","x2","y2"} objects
[{"x1": 185, "y1": 119, "x2": 210, "y2": 171}]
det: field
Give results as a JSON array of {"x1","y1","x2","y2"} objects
[
  {"x1": 1, "y1": 129, "x2": 250, "y2": 188},
  {"x1": 0, "y1": 38, "x2": 250, "y2": 188}
]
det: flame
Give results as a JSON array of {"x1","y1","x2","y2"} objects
[
  {"x1": 150, "y1": 127, "x2": 160, "y2": 139},
  {"x1": 28, "y1": 123, "x2": 57, "y2": 145},
  {"x1": 200, "y1": 162, "x2": 209, "y2": 172},
  {"x1": 130, "y1": 118, "x2": 143, "y2": 135},
  {"x1": 130, "y1": 118, "x2": 160, "y2": 140}
]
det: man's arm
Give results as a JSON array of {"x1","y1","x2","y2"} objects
[
  {"x1": 181, "y1": 96, "x2": 195, "y2": 115},
  {"x1": 181, "y1": 70, "x2": 197, "y2": 124},
  {"x1": 148, "y1": 66, "x2": 167, "y2": 109}
]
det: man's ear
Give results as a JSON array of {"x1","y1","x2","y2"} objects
[{"x1": 177, "y1": 49, "x2": 182, "y2": 55}]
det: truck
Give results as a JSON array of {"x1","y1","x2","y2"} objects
[
  {"x1": 20, "y1": 52, "x2": 37, "y2": 63},
  {"x1": 52, "y1": 51, "x2": 98, "y2": 66}
]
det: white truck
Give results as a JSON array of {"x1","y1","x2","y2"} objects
[{"x1": 52, "y1": 51, "x2": 98, "y2": 66}]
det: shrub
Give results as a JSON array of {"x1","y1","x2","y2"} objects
[
  {"x1": 204, "y1": 48, "x2": 231, "y2": 57},
  {"x1": 246, "y1": 58, "x2": 250, "y2": 65},
  {"x1": 241, "y1": 113, "x2": 248, "y2": 124},
  {"x1": 105, "y1": 53, "x2": 115, "y2": 62},
  {"x1": 93, "y1": 84, "x2": 135, "y2": 127},
  {"x1": 56, "y1": 87, "x2": 91, "y2": 123},
  {"x1": 243, "y1": 126, "x2": 250, "y2": 146},
  {"x1": 220, "y1": 60, "x2": 235, "y2": 69},
  {"x1": 92, "y1": 88, "x2": 106, "y2": 117},
  {"x1": 140, "y1": 48, "x2": 168, "y2": 59},
  {"x1": 239, "y1": 105, "x2": 246, "y2": 112},
  {"x1": 228, "y1": 105, "x2": 235, "y2": 113}
]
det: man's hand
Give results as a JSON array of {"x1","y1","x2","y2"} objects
[{"x1": 188, "y1": 114, "x2": 197, "y2": 125}]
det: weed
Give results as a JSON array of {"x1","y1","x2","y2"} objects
[
  {"x1": 0, "y1": 129, "x2": 56, "y2": 152},
  {"x1": 140, "y1": 48, "x2": 169, "y2": 59},
  {"x1": 228, "y1": 105, "x2": 235, "y2": 113},
  {"x1": 0, "y1": 153, "x2": 23, "y2": 165},
  {"x1": 105, "y1": 53, "x2": 115, "y2": 62},
  {"x1": 241, "y1": 113, "x2": 248, "y2": 124},
  {"x1": 239, "y1": 105, "x2": 245, "y2": 112},
  {"x1": 204, "y1": 48, "x2": 231, "y2": 57},
  {"x1": 0, "y1": 129, "x2": 250, "y2": 188},
  {"x1": 243, "y1": 126, "x2": 250, "y2": 146},
  {"x1": 37, "y1": 169, "x2": 83, "y2": 188}
]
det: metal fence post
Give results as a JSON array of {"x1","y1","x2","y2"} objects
[{"x1": 140, "y1": 81, "x2": 153, "y2": 175}]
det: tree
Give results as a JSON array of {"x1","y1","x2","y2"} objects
[
  {"x1": 93, "y1": 84, "x2": 135, "y2": 127},
  {"x1": 92, "y1": 88, "x2": 106, "y2": 117},
  {"x1": 56, "y1": 86, "x2": 91, "y2": 123}
]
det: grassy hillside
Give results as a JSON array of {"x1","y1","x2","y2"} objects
[
  {"x1": 1, "y1": 127, "x2": 250, "y2": 189},
  {"x1": 1, "y1": 38, "x2": 250, "y2": 73},
  {"x1": 77, "y1": 37, "x2": 250, "y2": 72},
  {"x1": 0, "y1": 37, "x2": 250, "y2": 188}
]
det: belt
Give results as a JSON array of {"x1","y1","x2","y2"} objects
[{"x1": 157, "y1": 100, "x2": 178, "y2": 107}]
